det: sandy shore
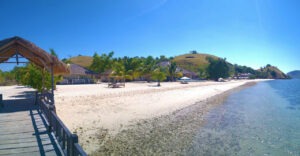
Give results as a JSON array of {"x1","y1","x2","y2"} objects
[{"x1": 54, "y1": 79, "x2": 268, "y2": 154}]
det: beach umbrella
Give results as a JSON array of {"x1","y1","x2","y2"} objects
[{"x1": 180, "y1": 76, "x2": 191, "y2": 80}]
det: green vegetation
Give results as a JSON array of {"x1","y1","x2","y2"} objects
[
  {"x1": 173, "y1": 53, "x2": 218, "y2": 73},
  {"x1": 0, "y1": 63, "x2": 59, "y2": 92},
  {"x1": 66, "y1": 52, "x2": 287, "y2": 81},
  {"x1": 14, "y1": 63, "x2": 52, "y2": 92},
  {"x1": 140, "y1": 56, "x2": 157, "y2": 82},
  {"x1": 151, "y1": 67, "x2": 167, "y2": 86},
  {"x1": 84, "y1": 52, "x2": 183, "y2": 85},
  {"x1": 0, "y1": 49, "x2": 63, "y2": 91},
  {"x1": 67, "y1": 55, "x2": 93, "y2": 68},
  {"x1": 197, "y1": 68, "x2": 208, "y2": 79},
  {"x1": 0, "y1": 69, "x2": 17, "y2": 86},
  {"x1": 206, "y1": 57, "x2": 230, "y2": 80},
  {"x1": 110, "y1": 61, "x2": 127, "y2": 80},
  {"x1": 233, "y1": 64, "x2": 256, "y2": 75},
  {"x1": 256, "y1": 65, "x2": 288, "y2": 79},
  {"x1": 122, "y1": 56, "x2": 143, "y2": 80},
  {"x1": 1, "y1": 50, "x2": 289, "y2": 88},
  {"x1": 49, "y1": 48, "x2": 58, "y2": 57},
  {"x1": 167, "y1": 62, "x2": 178, "y2": 82},
  {"x1": 170, "y1": 53, "x2": 287, "y2": 80},
  {"x1": 90, "y1": 51, "x2": 114, "y2": 73}
]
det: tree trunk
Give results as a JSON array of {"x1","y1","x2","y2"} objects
[{"x1": 157, "y1": 80, "x2": 161, "y2": 86}]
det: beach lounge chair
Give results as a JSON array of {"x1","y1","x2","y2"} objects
[
  {"x1": 108, "y1": 82, "x2": 125, "y2": 88},
  {"x1": 180, "y1": 81, "x2": 188, "y2": 84},
  {"x1": 180, "y1": 76, "x2": 190, "y2": 84},
  {"x1": 108, "y1": 82, "x2": 116, "y2": 88}
]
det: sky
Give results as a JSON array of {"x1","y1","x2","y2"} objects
[{"x1": 0, "y1": 0, "x2": 299, "y2": 73}]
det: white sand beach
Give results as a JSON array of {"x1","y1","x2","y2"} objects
[{"x1": 54, "y1": 79, "x2": 268, "y2": 153}]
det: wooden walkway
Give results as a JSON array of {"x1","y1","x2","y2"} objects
[{"x1": 0, "y1": 87, "x2": 62, "y2": 156}]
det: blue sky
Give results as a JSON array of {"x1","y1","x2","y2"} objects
[{"x1": 0, "y1": 0, "x2": 299, "y2": 73}]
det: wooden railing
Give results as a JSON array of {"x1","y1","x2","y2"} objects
[
  {"x1": 0, "y1": 94, "x2": 3, "y2": 108},
  {"x1": 37, "y1": 91, "x2": 87, "y2": 156}
]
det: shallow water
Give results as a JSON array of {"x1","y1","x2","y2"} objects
[{"x1": 188, "y1": 79, "x2": 300, "y2": 156}]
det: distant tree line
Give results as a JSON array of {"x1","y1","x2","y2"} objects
[
  {"x1": 205, "y1": 57, "x2": 230, "y2": 80},
  {"x1": 200, "y1": 57, "x2": 287, "y2": 80},
  {"x1": 0, "y1": 49, "x2": 62, "y2": 91},
  {"x1": 0, "y1": 63, "x2": 63, "y2": 91},
  {"x1": 1, "y1": 50, "x2": 288, "y2": 89},
  {"x1": 86, "y1": 52, "x2": 184, "y2": 86},
  {"x1": 71, "y1": 51, "x2": 289, "y2": 83},
  {"x1": 0, "y1": 69, "x2": 16, "y2": 86}
]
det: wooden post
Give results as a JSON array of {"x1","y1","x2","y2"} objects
[
  {"x1": 16, "y1": 51, "x2": 19, "y2": 65},
  {"x1": 0, "y1": 94, "x2": 3, "y2": 108},
  {"x1": 71, "y1": 134, "x2": 78, "y2": 156},
  {"x1": 35, "y1": 91, "x2": 38, "y2": 105},
  {"x1": 51, "y1": 64, "x2": 55, "y2": 105},
  {"x1": 67, "y1": 134, "x2": 78, "y2": 156},
  {"x1": 48, "y1": 105, "x2": 54, "y2": 132},
  {"x1": 42, "y1": 69, "x2": 45, "y2": 91}
]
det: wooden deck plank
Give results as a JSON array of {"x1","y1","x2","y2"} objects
[{"x1": 0, "y1": 88, "x2": 62, "y2": 156}]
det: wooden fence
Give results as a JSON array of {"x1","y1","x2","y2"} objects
[{"x1": 37, "y1": 91, "x2": 87, "y2": 156}]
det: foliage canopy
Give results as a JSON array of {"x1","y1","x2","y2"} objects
[{"x1": 206, "y1": 57, "x2": 230, "y2": 80}]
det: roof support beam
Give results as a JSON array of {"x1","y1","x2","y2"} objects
[{"x1": 0, "y1": 36, "x2": 69, "y2": 75}]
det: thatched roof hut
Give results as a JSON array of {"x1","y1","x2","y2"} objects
[
  {"x1": 176, "y1": 67, "x2": 198, "y2": 79},
  {"x1": 0, "y1": 36, "x2": 69, "y2": 75},
  {"x1": 59, "y1": 64, "x2": 95, "y2": 84},
  {"x1": 69, "y1": 64, "x2": 94, "y2": 76}
]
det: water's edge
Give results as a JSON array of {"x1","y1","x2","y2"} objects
[
  {"x1": 90, "y1": 81, "x2": 260, "y2": 155},
  {"x1": 189, "y1": 79, "x2": 300, "y2": 156}
]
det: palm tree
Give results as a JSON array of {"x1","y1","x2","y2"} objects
[
  {"x1": 168, "y1": 62, "x2": 177, "y2": 81},
  {"x1": 123, "y1": 57, "x2": 142, "y2": 80},
  {"x1": 111, "y1": 61, "x2": 130, "y2": 83},
  {"x1": 49, "y1": 48, "x2": 58, "y2": 58},
  {"x1": 90, "y1": 51, "x2": 114, "y2": 73},
  {"x1": 111, "y1": 61, "x2": 125, "y2": 77},
  {"x1": 141, "y1": 56, "x2": 156, "y2": 82},
  {"x1": 151, "y1": 67, "x2": 166, "y2": 86}
]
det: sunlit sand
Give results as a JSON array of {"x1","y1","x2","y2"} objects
[{"x1": 54, "y1": 79, "x2": 268, "y2": 153}]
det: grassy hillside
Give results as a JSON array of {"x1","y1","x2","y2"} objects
[
  {"x1": 287, "y1": 70, "x2": 300, "y2": 79},
  {"x1": 258, "y1": 65, "x2": 288, "y2": 79},
  {"x1": 69, "y1": 56, "x2": 93, "y2": 68},
  {"x1": 173, "y1": 53, "x2": 219, "y2": 72},
  {"x1": 67, "y1": 53, "x2": 288, "y2": 79}
]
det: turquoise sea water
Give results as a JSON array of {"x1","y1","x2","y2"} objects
[{"x1": 188, "y1": 79, "x2": 300, "y2": 156}]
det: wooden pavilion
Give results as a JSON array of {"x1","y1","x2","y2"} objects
[
  {"x1": 0, "y1": 36, "x2": 87, "y2": 156},
  {"x1": 60, "y1": 63, "x2": 95, "y2": 84},
  {"x1": 0, "y1": 36, "x2": 69, "y2": 102}
]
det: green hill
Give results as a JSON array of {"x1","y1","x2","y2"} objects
[
  {"x1": 173, "y1": 53, "x2": 219, "y2": 72},
  {"x1": 287, "y1": 70, "x2": 300, "y2": 79},
  {"x1": 69, "y1": 56, "x2": 93, "y2": 68},
  {"x1": 69, "y1": 53, "x2": 219, "y2": 73},
  {"x1": 67, "y1": 53, "x2": 288, "y2": 80},
  {"x1": 258, "y1": 65, "x2": 288, "y2": 79}
]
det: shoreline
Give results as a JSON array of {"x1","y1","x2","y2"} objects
[
  {"x1": 90, "y1": 80, "x2": 260, "y2": 155},
  {"x1": 54, "y1": 79, "x2": 269, "y2": 154}
]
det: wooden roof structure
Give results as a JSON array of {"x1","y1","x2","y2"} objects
[
  {"x1": 69, "y1": 63, "x2": 94, "y2": 75},
  {"x1": 0, "y1": 36, "x2": 69, "y2": 75},
  {"x1": 176, "y1": 67, "x2": 198, "y2": 78}
]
